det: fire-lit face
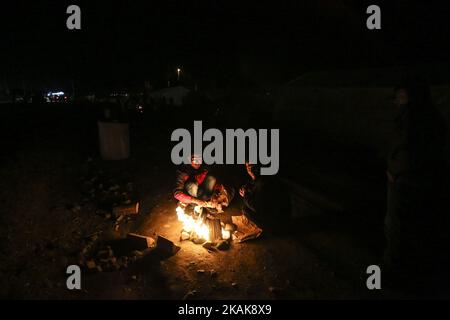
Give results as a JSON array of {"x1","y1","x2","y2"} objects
[
  {"x1": 395, "y1": 89, "x2": 409, "y2": 108},
  {"x1": 191, "y1": 155, "x2": 202, "y2": 169}
]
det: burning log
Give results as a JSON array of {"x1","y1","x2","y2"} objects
[
  {"x1": 205, "y1": 217, "x2": 223, "y2": 242},
  {"x1": 224, "y1": 223, "x2": 237, "y2": 233},
  {"x1": 176, "y1": 205, "x2": 231, "y2": 243}
]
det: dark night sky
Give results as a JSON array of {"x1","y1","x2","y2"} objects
[{"x1": 2, "y1": 0, "x2": 450, "y2": 93}]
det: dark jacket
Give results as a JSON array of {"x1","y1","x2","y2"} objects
[
  {"x1": 387, "y1": 103, "x2": 446, "y2": 180},
  {"x1": 242, "y1": 179, "x2": 259, "y2": 212},
  {"x1": 242, "y1": 176, "x2": 291, "y2": 230}
]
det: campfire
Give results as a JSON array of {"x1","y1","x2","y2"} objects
[
  {"x1": 176, "y1": 204, "x2": 231, "y2": 243},
  {"x1": 174, "y1": 184, "x2": 262, "y2": 247}
]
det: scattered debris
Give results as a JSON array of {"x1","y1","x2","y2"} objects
[
  {"x1": 79, "y1": 233, "x2": 101, "y2": 262},
  {"x1": 83, "y1": 231, "x2": 102, "y2": 241},
  {"x1": 182, "y1": 290, "x2": 197, "y2": 300},
  {"x1": 268, "y1": 286, "x2": 284, "y2": 295},
  {"x1": 116, "y1": 215, "x2": 124, "y2": 224},
  {"x1": 215, "y1": 239, "x2": 230, "y2": 251},
  {"x1": 86, "y1": 260, "x2": 96, "y2": 269},
  {"x1": 79, "y1": 166, "x2": 139, "y2": 229},
  {"x1": 232, "y1": 214, "x2": 263, "y2": 243},
  {"x1": 107, "y1": 246, "x2": 114, "y2": 257},
  {"x1": 180, "y1": 231, "x2": 190, "y2": 241},
  {"x1": 78, "y1": 230, "x2": 159, "y2": 273},
  {"x1": 113, "y1": 202, "x2": 139, "y2": 217},
  {"x1": 192, "y1": 237, "x2": 206, "y2": 245},
  {"x1": 156, "y1": 235, "x2": 180, "y2": 255},
  {"x1": 97, "y1": 250, "x2": 109, "y2": 259},
  {"x1": 202, "y1": 242, "x2": 217, "y2": 252},
  {"x1": 132, "y1": 250, "x2": 144, "y2": 257}
]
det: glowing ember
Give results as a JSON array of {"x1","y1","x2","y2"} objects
[{"x1": 176, "y1": 205, "x2": 231, "y2": 242}]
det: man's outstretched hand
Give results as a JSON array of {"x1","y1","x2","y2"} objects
[
  {"x1": 239, "y1": 186, "x2": 246, "y2": 197},
  {"x1": 192, "y1": 199, "x2": 208, "y2": 207},
  {"x1": 193, "y1": 199, "x2": 222, "y2": 210}
]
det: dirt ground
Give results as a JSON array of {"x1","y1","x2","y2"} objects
[{"x1": 1, "y1": 103, "x2": 448, "y2": 299}]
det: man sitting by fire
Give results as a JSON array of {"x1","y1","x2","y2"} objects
[
  {"x1": 173, "y1": 154, "x2": 218, "y2": 209},
  {"x1": 239, "y1": 162, "x2": 291, "y2": 234}
]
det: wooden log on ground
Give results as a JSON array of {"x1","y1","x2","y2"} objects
[{"x1": 113, "y1": 202, "x2": 139, "y2": 217}]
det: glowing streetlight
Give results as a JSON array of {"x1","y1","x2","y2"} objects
[{"x1": 177, "y1": 68, "x2": 181, "y2": 81}]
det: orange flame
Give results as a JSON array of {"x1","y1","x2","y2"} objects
[{"x1": 176, "y1": 205, "x2": 231, "y2": 241}]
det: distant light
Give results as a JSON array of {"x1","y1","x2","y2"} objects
[
  {"x1": 47, "y1": 91, "x2": 65, "y2": 97},
  {"x1": 177, "y1": 68, "x2": 181, "y2": 72}
]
